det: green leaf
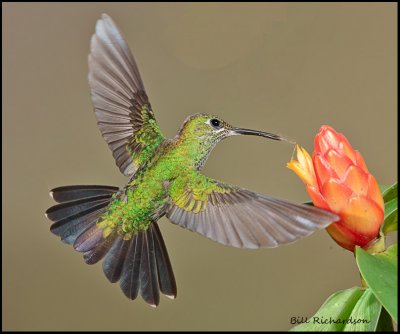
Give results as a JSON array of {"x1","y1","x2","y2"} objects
[
  {"x1": 355, "y1": 245, "x2": 398, "y2": 322},
  {"x1": 379, "y1": 182, "x2": 397, "y2": 234},
  {"x1": 379, "y1": 184, "x2": 391, "y2": 195},
  {"x1": 382, "y1": 182, "x2": 398, "y2": 203},
  {"x1": 382, "y1": 198, "x2": 398, "y2": 234},
  {"x1": 343, "y1": 288, "x2": 382, "y2": 331},
  {"x1": 376, "y1": 306, "x2": 395, "y2": 332},
  {"x1": 290, "y1": 287, "x2": 364, "y2": 331}
]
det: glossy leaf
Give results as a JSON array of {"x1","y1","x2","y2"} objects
[
  {"x1": 343, "y1": 288, "x2": 381, "y2": 331},
  {"x1": 290, "y1": 287, "x2": 364, "y2": 331},
  {"x1": 355, "y1": 245, "x2": 398, "y2": 322},
  {"x1": 382, "y1": 198, "x2": 398, "y2": 234},
  {"x1": 382, "y1": 182, "x2": 398, "y2": 203},
  {"x1": 379, "y1": 184, "x2": 391, "y2": 195},
  {"x1": 381, "y1": 182, "x2": 398, "y2": 234}
]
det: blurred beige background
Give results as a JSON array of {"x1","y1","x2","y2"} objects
[{"x1": 3, "y1": 2, "x2": 397, "y2": 331}]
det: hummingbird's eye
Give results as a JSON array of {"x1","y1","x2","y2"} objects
[{"x1": 210, "y1": 119, "x2": 222, "y2": 128}]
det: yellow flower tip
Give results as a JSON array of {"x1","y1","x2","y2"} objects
[
  {"x1": 287, "y1": 159, "x2": 304, "y2": 180},
  {"x1": 286, "y1": 159, "x2": 297, "y2": 170},
  {"x1": 296, "y1": 145, "x2": 308, "y2": 165},
  {"x1": 287, "y1": 145, "x2": 318, "y2": 187}
]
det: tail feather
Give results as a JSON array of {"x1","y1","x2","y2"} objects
[
  {"x1": 73, "y1": 224, "x2": 104, "y2": 252},
  {"x1": 103, "y1": 237, "x2": 130, "y2": 283},
  {"x1": 52, "y1": 207, "x2": 107, "y2": 245},
  {"x1": 83, "y1": 231, "x2": 118, "y2": 265},
  {"x1": 115, "y1": 225, "x2": 173, "y2": 306},
  {"x1": 152, "y1": 223, "x2": 177, "y2": 299},
  {"x1": 46, "y1": 185, "x2": 176, "y2": 306},
  {"x1": 120, "y1": 233, "x2": 142, "y2": 301},
  {"x1": 45, "y1": 195, "x2": 112, "y2": 222},
  {"x1": 46, "y1": 185, "x2": 116, "y2": 245},
  {"x1": 139, "y1": 229, "x2": 160, "y2": 306},
  {"x1": 50, "y1": 185, "x2": 119, "y2": 203}
]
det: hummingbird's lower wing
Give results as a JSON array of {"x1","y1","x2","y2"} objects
[
  {"x1": 89, "y1": 14, "x2": 165, "y2": 177},
  {"x1": 166, "y1": 173, "x2": 339, "y2": 249}
]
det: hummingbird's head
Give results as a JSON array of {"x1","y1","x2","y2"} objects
[
  {"x1": 176, "y1": 113, "x2": 285, "y2": 170},
  {"x1": 177, "y1": 113, "x2": 233, "y2": 142}
]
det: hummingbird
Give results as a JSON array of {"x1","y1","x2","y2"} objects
[{"x1": 46, "y1": 14, "x2": 338, "y2": 307}]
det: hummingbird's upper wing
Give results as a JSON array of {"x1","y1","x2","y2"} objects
[
  {"x1": 166, "y1": 172, "x2": 339, "y2": 249},
  {"x1": 89, "y1": 14, "x2": 164, "y2": 177}
]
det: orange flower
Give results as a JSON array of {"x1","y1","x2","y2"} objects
[{"x1": 287, "y1": 126, "x2": 384, "y2": 251}]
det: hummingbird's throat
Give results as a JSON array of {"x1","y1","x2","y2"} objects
[{"x1": 194, "y1": 132, "x2": 226, "y2": 170}]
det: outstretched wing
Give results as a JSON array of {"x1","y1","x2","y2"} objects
[
  {"x1": 166, "y1": 172, "x2": 339, "y2": 249},
  {"x1": 89, "y1": 14, "x2": 164, "y2": 176}
]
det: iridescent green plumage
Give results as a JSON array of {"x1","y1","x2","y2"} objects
[
  {"x1": 46, "y1": 14, "x2": 339, "y2": 307},
  {"x1": 96, "y1": 113, "x2": 237, "y2": 238}
]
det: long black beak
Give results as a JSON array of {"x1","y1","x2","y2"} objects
[{"x1": 232, "y1": 127, "x2": 284, "y2": 141}]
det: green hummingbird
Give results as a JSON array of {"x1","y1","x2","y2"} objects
[{"x1": 46, "y1": 14, "x2": 338, "y2": 307}]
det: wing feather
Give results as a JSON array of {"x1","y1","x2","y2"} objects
[
  {"x1": 89, "y1": 14, "x2": 164, "y2": 176},
  {"x1": 167, "y1": 172, "x2": 339, "y2": 249}
]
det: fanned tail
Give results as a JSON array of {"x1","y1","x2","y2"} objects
[
  {"x1": 97, "y1": 223, "x2": 177, "y2": 306},
  {"x1": 46, "y1": 185, "x2": 118, "y2": 244},
  {"x1": 46, "y1": 185, "x2": 176, "y2": 306}
]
